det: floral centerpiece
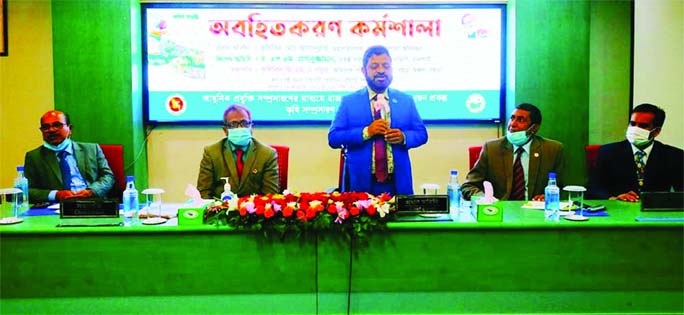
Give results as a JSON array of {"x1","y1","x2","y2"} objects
[{"x1": 203, "y1": 191, "x2": 395, "y2": 240}]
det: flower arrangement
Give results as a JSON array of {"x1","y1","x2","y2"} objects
[{"x1": 203, "y1": 191, "x2": 395, "y2": 240}]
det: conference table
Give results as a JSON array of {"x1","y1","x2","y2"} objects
[{"x1": 1, "y1": 200, "x2": 682, "y2": 314}]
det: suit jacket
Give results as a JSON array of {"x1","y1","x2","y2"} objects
[
  {"x1": 587, "y1": 140, "x2": 684, "y2": 199},
  {"x1": 197, "y1": 138, "x2": 279, "y2": 199},
  {"x1": 24, "y1": 142, "x2": 115, "y2": 202},
  {"x1": 461, "y1": 136, "x2": 565, "y2": 200},
  {"x1": 328, "y1": 87, "x2": 428, "y2": 195}
]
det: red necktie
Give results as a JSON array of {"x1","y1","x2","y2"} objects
[
  {"x1": 510, "y1": 147, "x2": 525, "y2": 200},
  {"x1": 236, "y1": 149, "x2": 244, "y2": 178},
  {"x1": 374, "y1": 102, "x2": 388, "y2": 183}
]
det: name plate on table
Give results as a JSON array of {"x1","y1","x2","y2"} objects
[
  {"x1": 395, "y1": 195, "x2": 451, "y2": 221},
  {"x1": 58, "y1": 198, "x2": 121, "y2": 227}
]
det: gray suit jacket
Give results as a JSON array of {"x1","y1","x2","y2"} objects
[
  {"x1": 461, "y1": 136, "x2": 565, "y2": 200},
  {"x1": 197, "y1": 138, "x2": 279, "y2": 199},
  {"x1": 24, "y1": 142, "x2": 115, "y2": 202}
]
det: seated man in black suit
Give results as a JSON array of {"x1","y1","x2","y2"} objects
[{"x1": 588, "y1": 103, "x2": 684, "y2": 201}]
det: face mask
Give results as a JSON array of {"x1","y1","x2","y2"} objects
[
  {"x1": 227, "y1": 128, "x2": 252, "y2": 147},
  {"x1": 506, "y1": 124, "x2": 536, "y2": 147},
  {"x1": 626, "y1": 126, "x2": 653, "y2": 147},
  {"x1": 43, "y1": 138, "x2": 71, "y2": 151}
]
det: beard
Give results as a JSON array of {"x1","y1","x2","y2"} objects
[{"x1": 365, "y1": 74, "x2": 392, "y2": 93}]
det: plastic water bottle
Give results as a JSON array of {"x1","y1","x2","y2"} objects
[
  {"x1": 122, "y1": 175, "x2": 139, "y2": 226},
  {"x1": 13, "y1": 166, "x2": 29, "y2": 211},
  {"x1": 447, "y1": 170, "x2": 461, "y2": 219},
  {"x1": 544, "y1": 172, "x2": 560, "y2": 222}
]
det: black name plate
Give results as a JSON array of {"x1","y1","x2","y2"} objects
[
  {"x1": 396, "y1": 195, "x2": 449, "y2": 213},
  {"x1": 60, "y1": 198, "x2": 119, "y2": 218}
]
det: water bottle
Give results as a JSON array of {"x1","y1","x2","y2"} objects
[
  {"x1": 447, "y1": 170, "x2": 461, "y2": 219},
  {"x1": 13, "y1": 166, "x2": 29, "y2": 211},
  {"x1": 544, "y1": 172, "x2": 560, "y2": 222},
  {"x1": 122, "y1": 175, "x2": 139, "y2": 226}
]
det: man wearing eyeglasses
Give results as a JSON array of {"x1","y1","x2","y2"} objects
[
  {"x1": 23, "y1": 110, "x2": 114, "y2": 202},
  {"x1": 588, "y1": 103, "x2": 683, "y2": 201},
  {"x1": 197, "y1": 104, "x2": 280, "y2": 199}
]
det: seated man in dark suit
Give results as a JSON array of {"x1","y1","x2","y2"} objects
[
  {"x1": 197, "y1": 104, "x2": 280, "y2": 198},
  {"x1": 24, "y1": 110, "x2": 115, "y2": 202},
  {"x1": 461, "y1": 103, "x2": 565, "y2": 201},
  {"x1": 588, "y1": 103, "x2": 684, "y2": 201}
]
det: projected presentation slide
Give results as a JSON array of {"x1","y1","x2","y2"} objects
[{"x1": 142, "y1": 4, "x2": 505, "y2": 124}]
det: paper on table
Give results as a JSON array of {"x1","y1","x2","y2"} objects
[
  {"x1": 521, "y1": 201, "x2": 572, "y2": 210},
  {"x1": 48, "y1": 203, "x2": 60, "y2": 209}
]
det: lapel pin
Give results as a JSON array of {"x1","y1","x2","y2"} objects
[
  {"x1": 534, "y1": 153, "x2": 539, "y2": 158},
  {"x1": 252, "y1": 168, "x2": 258, "y2": 174}
]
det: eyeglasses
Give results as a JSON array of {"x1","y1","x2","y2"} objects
[
  {"x1": 223, "y1": 120, "x2": 252, "y2": 129},
  {"x1": 39, "y1": 122, "x2": 67, "y2": 131}
]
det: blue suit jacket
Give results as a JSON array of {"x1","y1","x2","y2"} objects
[
  {"x1": 587, "y1": 140, "x2": 684, "y2": 199},
  {"x1": 328, "y1": 88, "x2": 428, "y2": 195}
]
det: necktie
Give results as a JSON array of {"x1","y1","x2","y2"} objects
[
  {"x1": 236, "y1": 149, "x2": 244, "y2": 178},
  {"x1": 510, "y1": 147, "x2": 525, "y2": 200},
  {"x1": 58, "y1": 150, "x2": 72, "y2": 190},
  {"x1": 373, "y1": 97, "x2": 388, "y2": 183},
  {"x1": 635, "y1": 150, "x2": 646, "y2": 190}
]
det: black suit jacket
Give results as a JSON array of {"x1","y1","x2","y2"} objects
[{"x1": 588, "y1": 140, "x2": 684, "y2": 199}]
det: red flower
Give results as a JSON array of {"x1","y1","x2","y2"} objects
[
  {"x1": 239, "y1": 207, "x2": 247, "y2": 217},
  {"x1": 306, "y1": 207, "x2": 317, "y2": 219},
  {"x1": 327, "y1": 204, "x2": 337, "y2": 214},
  {"x1": 350, "y1": 206, "x2": 360, "y2": 216},
  {"x1": 296, "y1": 210, "x2": 307, "y2": 221},
  {"x1": 264, "y1": 208, "x2": 275, "y2": 219},
  {"x1": 255, "y1": 205, "x2": 265, "y2": 216},
  {"x1": 366, "y1": 205, "x2": 377, "y2": 216},
  {"x1": 282, "y1": 206, "x2": 294, "y2": 218}
]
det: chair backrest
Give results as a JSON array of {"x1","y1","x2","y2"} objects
[
  {"x1": 468, "y1": 145, "x2": 483, "y2": 170},
  {"x1": 99, "y1": 144, "x2": 125, "y2": 199},
  {"x1": 270, "y1": 145, "x2": 289, "y2": 192},
  {"x1": 585, "y1": 144, "x2": 601, "y2": 177}
]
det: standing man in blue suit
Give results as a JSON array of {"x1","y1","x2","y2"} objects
[
  {"x1": 588, "y1": 103, "x2": 683, "y2": 201},
  {"x1": 328, "y1": 45, "x2": 428, "y2": 195}
]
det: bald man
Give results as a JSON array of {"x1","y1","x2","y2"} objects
[{"x1": 23, "y1": 110, "x2": 114, "y2": 202}]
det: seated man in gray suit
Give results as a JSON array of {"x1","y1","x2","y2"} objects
[
  {"x1": 24, "y1": 110, "x2": 115, "y2": 202},
  {"x1": 461, "y1": 103, "x2": 565, "y2": 201},
  {"x1": 197, "y1": 104, "x2": 280, "y2": 198}
]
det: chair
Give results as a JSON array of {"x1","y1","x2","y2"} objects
[
  {"x1": 585, "y1": 144, "x2": 601, "y2": 177},
  {"x1": 468, "y1": 145, "x2": 483, "y2": 170},
  {"x1": 270, "y1": 145, "x2": 290, "y2": 192},
  {"x1": 99, "y1": 144, "x2": 125, "y2": 200}
]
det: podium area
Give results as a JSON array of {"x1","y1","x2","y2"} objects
[{"x1": 1, "y1": 201, "x2": 682, "y2": 314}]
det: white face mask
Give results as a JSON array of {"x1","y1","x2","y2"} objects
[
  {"x1": 506, "y1": 124, "x2": 535, "y2": 147},
  {"x1": 626, "y1": 126, "x2": 653, "y2": 147}
]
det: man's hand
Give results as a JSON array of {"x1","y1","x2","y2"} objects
[
  {"x1": 367, "y1": 119, "x2": 389, "y2": 137},
  {"x1": 384, "y1": 128, "x2": 405, "y2": 144},
  {"x1": 71, "y1": 189, "x2": 95, "y2": 198},
  {"x1": 55, "y1": 190, "x2": 76, "y2": 201},
  {"x1": 610, "y1": 191, "x2": 639, "y2": 202},
  {"x1": 531, "y1": 194, "x2": 545, "y2": 201}
]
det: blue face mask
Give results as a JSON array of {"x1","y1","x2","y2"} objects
[
  {"x1": 227, "y1": 128, "x2": 252, "y2": 147},
  {"x1": 43, "y1": 138, "x2": 72, "y2": 152}
]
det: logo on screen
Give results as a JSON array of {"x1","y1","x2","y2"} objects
[
  {"x1": 465, "y1": 94, "x2": 486, "y2": 113},
  {"x1": 166, "y1": 95, "x2": 186, "y2": 116}
]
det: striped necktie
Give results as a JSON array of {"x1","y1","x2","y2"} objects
[
  {"x1": 510, "y1": 147, "x2": 525, "y2": 200},
  {"x1": 58, "y1": 150, "x2": 72, "y2": 190}
]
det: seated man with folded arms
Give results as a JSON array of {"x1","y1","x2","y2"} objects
[
  {"x1": 588, "y1": 103, "x2": 683, "y2": 201},
  {"x1": 461, "y1": 103, "x2": 565, "y2": 201},
  {"x1": 24, "y1": 110, "x2": 115, "y2": 202},
  {"x1": 197, "y1": 104, "x2": 279, "y2": 199}
]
